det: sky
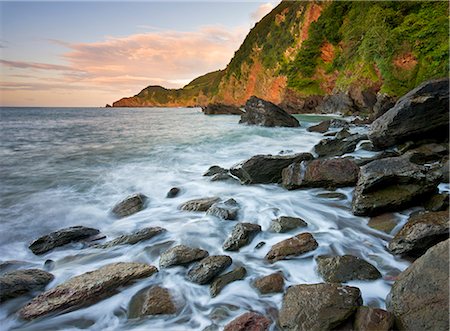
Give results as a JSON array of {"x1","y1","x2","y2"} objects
[{"x1": 0, "y1": 1, "x2": 280, "y2": 107}]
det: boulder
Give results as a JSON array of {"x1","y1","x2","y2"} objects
[
  {"x1": 265, "y1": 233, "x2": 318, "y2": 263},
  {"x1": 423, "y1": 193, "x2": 449, "y2": 212},
  {"x1": 18, "y1": 262, "x2": 157, "y2": 320},
  {"x1": 230, "y1": 153, "x2": 313, "y2": 184},
  {"x1": 223, "y1": 223, "x2": 262, "y2": 251},
  {"x1": 354, "y1": 306, "x2": 394, "y2": 331},
  {"x1": 316, "y1": 255, "x2": 381, "y2": 283},
  {"x1": 282, "y1": 158, "x2": 359, "y2": 190},
  {"x1": 388, "y1": 210, "x2": 449, "y2": 257},
  {"x1": 210, "y1": 267, "x2": 247, "y2": 297},
  {"x1": 440, "y1": 158, "x2": 449, "y2": 183},
  {"x1": 166, "y1": 187, "x2": 180, "y2": 198},
  {"x1": 386, "y1": 239, "x2": 449, "y2": 330},
  {"x1": 94, "y1": 227, "x2": 165, "y2": 249},
  {"x1": 204, "y1": 165, "x2": 228, "y2": 177},
  {"x1": 270, "y1": 216, "x2": 307, "y2": 233},
  {"x1": 0, "y1": 269, "x2": 54, "y2": 302},
  {"x1": 128, "y1": 286, "x2": 176, "y2": 318},
  {"x1": 253, "y1": 272, "x2": 284, "y2": 294},
  {"x1": 202, "y1": 103, "x2": 243, "y2": 115},
  {"x1": 335, "y1": 128, "x2": 351, "y2": 139},
  {"x1": 370, "y1": 92, "x2": 396, "y2": 121},
  {"x1": 179, "y1": 197, "x2": 220, "y2": 212},
  {"x1": 224, "y1": 312, "x2": 271, "y2": 331},
  {"x1": 29, "y1": 226, "x2": 100, "y2": 255},
  {"x1": 352, "y1": 155, "x2": 441, "y2": 216},
  {"x1": 112, "y1": 193, "x2": 147, "y2": 218},
  {"x1": 317, "y1": 92, "x2": 357, "y2": 115},
  {"x1": 240, "y1": 96, "x2": 300, "y2": 127},
  {"x1": 206, "y1": 198, "x2": 240, "y2": 220},
  {"x1": 187, "y1": 255, "x2": 232, "y2": 285},
  {"x1": 307, "y1": 120, "x2": 330, "y2": 133},
  {"x1": 159, "y1": 245, "x2": 209, "y2": 268},
  {"x1": 369, "y1": 78, "x2": 449, "y2": 149},
  {"x1": 279, "y1": 283, "x2": 362, "y2": 331},
  {"x1": 367, "y1": 213, "x2": 400, "y2": 233},
  {"x1": 314, "y1": 134, "x2": 367, "y2": 157}
]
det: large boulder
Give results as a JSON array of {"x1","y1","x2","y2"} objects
[
  {"x1": 202, "y1": 103, "x2": 243, "y2": 115},
  {"x1": 18, "y1": 262, "x2": 157, "y2": 320},
  {"x1": 179, "y1": 197, "x2": 220, "y2": 212},
  {"x1": 159, "y1": 245, "x2": 209, "y2": 268},
  {"x1": 316, "y1": 255, "x2": 381, "y2": 283},
  {"x1": 317, "y1": 92, "x2": 357, "y2": 115},
  {"x1": 230, "y1": 153, "x2": 313, "y2": 184},
  {"x1": 224, "y1": 312, "x2": 271, "y2": 331},
  {"x1": 0, "y1": 269, "x2": 54, "y2": 302},
  {"x1": 386, "y1": 239, "x2": 449, "y2": 330},
  {"x1": 128, "y1": 286, "x2": 176, "y2": 318},
  {"x1": 282, "y1": 158, "x2": 359, "y2": 190},
  {"x1": 368, "y1": 78, "x2": 449, "y2": 149},
  {"x1": 278, "y1": 283, "x2": 362, "y2": 331},
  {"x1": 29, "y1": 226, "x2": 101, "y2": 255},
  {"x1": 370, "y1": 92, "x2": 396, "y2": 121},
  {"x1": 265, "y1": 233, "x2": 318, "y2": 263},
  {"x1": 388, "y1": 210, "x2": 449, "y2": 257},
  {"x1": 111, "y1": 193, "x2": 147, "y2": 218},
  {"x1": 94, "y1": 227, "x2": 165, "y2": 249},
  {"x1": 240, "y1": 96, "x2": 300, "y2": 127},
  {"x1": 187, "y1": 255, "x2": 232, "y2": 285},
  {"x1": 210, "y1": 266, "x2": 247, "y2": 297},
  {"x1": 352, "y1": 155, "x2": 440, "y2": 216},
  {"x1": 223, "y1": 223, "x2": 261, "y2": 251},
  {"x1": 314, "y1": 134, "x2": 367, "y2": 157}
]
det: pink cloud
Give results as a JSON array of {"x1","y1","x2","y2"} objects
[{"x1": 0, "y1": 59, "x2": 78, "y2": 71}]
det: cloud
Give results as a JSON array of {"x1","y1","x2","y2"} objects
[
  {"x1": 0, "y1": 59, "x2": 78, "y2": 71},
  {"x1": 250, "y1": 2, "x2": 274, "y2": 22}
]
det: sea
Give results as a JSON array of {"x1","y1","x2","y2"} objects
[{"x1": 0, "y1": 107, "x2": 422, "y2": 330}]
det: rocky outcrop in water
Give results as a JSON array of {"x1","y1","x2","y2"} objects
[
  {"x1": 265, "y1": 233, "x2": 318, "y2": 263},
  {"x1": 354, "y1": 306, "x2": 394, "y2": 331},
  {"x1": 316, "y1": 255, "x2": 381, "y2": 283},
  {"x1": 166, "y1": 187, "x2": 180, "y2": 198},
  {"x1": 282, "y1": 158, "x2": 359, "y2": 190},
  {"x1": 270, "y1": 216, "x2": 307, "y2": 233},
  {"x1": 253, "y1": 272, "x2": 284, "y2": 294},
  {"x1": 206, "y1": 198, "x2": 240, "y2": 220},
  {"x1": 210, "y1": 266, "x2": 246, "y2": 297},
  {"x1": 202, "y1": 103, "x2": 243, "y2": 115},
  {"x1": 112, "y1": 193, "x2": 148, "y2": 218},
  {"x1": 204, "y1": 165, "x2": 228, "y2": 177},
  {"x1": 29, "y1": 226, "x2": 101, "y2": 255},
  {"x1": 187, "y1": 255, "x2": 232, "y2": 285},
  {"x1": 179, "y1": 197, "x2": 220, "y2": 212},
  {"x1": 240, "y1": 96, "x2": 300, "y2": 127},
  {"x1": 18, "y1": 262, "x2": 157, "y2": 320},
  {"x1": 223, "y1": 223, "x2": 261, "y2": 251},
  {"x1": 128, "y1": 286, "x2": 176, "y2": 318},
  {"x1": 388, "y1": 210, "x2": 449, "y2": 257},
  {"x1": 423, "y1": 192, "x2": 449, "y2": 212},
  {"x1": 159, "y1": 245, "x2": 209, "y2": 268},
  {"x1": 369, "y1": 78, "x2": 449, "y2": 149},
  {"x1": 314, "y1": 133, "x2": 367, "y2": 157},
  {"x1": 230, "y1": 153, "x2": 313, "y2": 184},
  {"x1": 279, "y1": 283, "x2": 362, "y2": 331},
  {"x1": 387, "y1": 239, "x2": 449, "y2": 330},
  {"x1": 224, "y1": 312, "x2": 271, "y2": 331},
  {"x1": 0, "y1": 269, "x2": 54, "y2": 302},
  {"x1": 94, "y1": 227, "x2": 165, "y2": 249}
]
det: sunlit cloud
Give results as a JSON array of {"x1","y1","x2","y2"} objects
[{"x1": 0, "y1": 59, "x2": 78, "y2": 71}]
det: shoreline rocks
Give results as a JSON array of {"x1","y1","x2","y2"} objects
[
  {"x1": 179, "y1": 197, "x2": 220, "y2": 212},
  {"x1": 316, "y1": 255, "x2": 381, "y2": 283},
  {"x1": 128, "y1": 286, "x2": 176, "y2": 318},
  {"x1": 94, "y1": 227, "x2": 165, "y2": 249},
  {"x1": 224, "y1": 312, "x2": 271, "y2": 331},
  {"x1": 112, "y1": 193, "x2": 147, "y2": 218},
  {"x1": 265, "y1": 233, "x2": 318, "y2": 263},
  {"x1": 253, "y1": 272, "x2": 284, "y2": 294},
  {"x1": 187, "y1": 255, "x2": 232, "y2": 285},
  {"x1": 0, "y1": 269, "x2": 54, "y2": 302},
  {"x1": 159, "y1": 245, "x2": 209, "y2": 268},
  {"x1": 210, "y1": 266, "x2": 246, "y2": 297},
  {"x1": 270, "y1": 216, "x2": 307, "y2": 233},
  {"x1": 240, "y1": 96, "x2": 300, "y2": 127},
  {"x1": 206, "y1": 199, "x2": 240, "y2": 220},
  {"x1": 223, "y1": 223, "x2": 261, "y2": 251},
  {"x1": 354, "y1": 306, "x2": 394, "y2": 331}
]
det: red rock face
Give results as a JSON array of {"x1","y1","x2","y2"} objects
[{"x1": 224, "y1": 312, "x2": 271, "y2": 331}]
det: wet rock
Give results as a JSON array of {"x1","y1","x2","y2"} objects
[
  {"x1": 204, "y1": 165, "x2": 228, "y2": 177},
  {"x1": 179, "y1": 197, "x2": 220, "y2": 212},
  {"x1": 440, "y1": 158, "x2": 449, "y2": 183},
  {"x1": 224, "y1": 312, "x2": 271, "y2": 331},
  {"x1": 255, "y1": 242, "x2": 266, "y2": 249},
  {"x1": 402, "y1": 142, "x2": 448, "y2": 165},
  {"x1": 270, "y1": 216, "x2": 307, "y2": 233},
  {"x1": 18, "y1": 262, "x2": 157, "y2": 320},
  {"x1": 279, "y1": 283, "x2": 362, "y2": 331},
  {"x1": 387, "y1": 239, "x2": 449, "y2": 330},
  {"x1": 0, "y1": 269, "x2": 54, "y2": 302},
  {"x1": 128, "y1": 286, "x2": 176, "y2": 318},
  {"x1": 159, "y1": 245, "x2": 209, "y2": 268},
  {"x1": 307, "y1": 120, "x2": 330, "y2": 133},
  {"x1": 282, "y1": 158, "x2": 359, "y2": 189},
  {"x1": 94, "y1": 227, "x2": 165, "y2": 249},
  {"x1": 423, "y1": 193, "x2": 449, "y2": 212},
  {"x1": 253, "y1": 272, "x2": 284, "y2": 294},
  {"x1": 230, "y1": 153, "x2": 313, "y2": 184},
  {"x1": 0, "y1": 261, "x2": 33, "y2": 274},
  {"x1": 314, "y1": 134, "x2": 367, "y2": 157},
  {"x1": 207, "y1": 198, "x2": 240, "y2": 220},
  {"x1": 368, "y1": 213, "x2": 400, "y2": 233},
  {"x1": 318, "y1": 92, "x2": 357, "y2": 115},
  {"x1": 211, "y1": 173, "x2": 235, "y2": 182},
  {"x1": 316, "y1": 255, "x2": 381, "y2": 283},
  {"x1": 29, "y1": 226, "x2": 101, "y2": 255},
  {"x1": 388, "y1": 210, "x2": 449, "y2": 257},
  {"x1": 335, "y1": 128, "x2": 351, "y2": 139},
  {"x1": 369, "y1": 78, "x2": 449, "y2": 149},
  {"x1": 112, "y1": 193, "x2": 147, "y2": 218},
  {"x1": 359, "y1": 141, "x2": 375, "y2": 151},
  {"x1": 316, "y1": 192, "x2": 347, "y2": 200},
  {"x1": 352, "y1": 155, "x2": 441, "y2": 216},
  {"x1": 240, "y1": 96, "x2": 300, "y2": 127},
  {"x1": 166, "y1": 187, "x2": 180, "y2": 198},
  {"x1": 223, "y1": 223, "x2": 261, "y2": 251},
  {"x1": 350, "y1": 117, "x2": 372, "y2": 126},
  {"x1": 210, "y1": 267, "x2": 247, "y2": 297},
  {"x1": 265, "y1": 233, "x2": 318, "y2": 263},
  {"x1": 202, "y1": 103, "x2": 243, "y2": 115},
  {"x1": 370, "y1": 92, "x2": 396, "y2": 121},
  {"x1": 354, "y1": 306, "x2": 394, "y2": 331},
  {"x1": 330, "y1": 119, "x2": 350, "y2": 128},
  {"x1": 187, "y1": 255, "x2": 232, "y2": 285}
]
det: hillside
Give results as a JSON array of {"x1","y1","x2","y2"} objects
[{"x1": 112, "y1": 1, "x2": 449, "y2": 115}]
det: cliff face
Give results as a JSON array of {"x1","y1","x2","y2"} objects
[{"x1": 112, "y1": 1, "x2": 449, "y2": 114}]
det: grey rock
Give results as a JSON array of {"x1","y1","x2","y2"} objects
[
  {"x1": 211, "y1": 173, "x2": 235, "y2": 182},
  {"x1": 112, "y1": 193, "x2": 147, "y2": 218},
  {"x1": 159, "y1": 245, "x2": 209, "y2": 268},
  {"x1": 29, "y1": 226, "x2": 100, "y2": 255},
  {"x1": 270, "y1": 216, "x2": 307, "y2": 233},
  {"x1": 94, "y1": 227, "x2": 165, "y2": 249},
  {"x1": 318, "y1": 92, "x2": 357, "y2": 115},
  {"x1": 0, "y1": 269, "x2": 54, "y2": 302},
  {"x1": 128, "y1": 286, "x2": 176, "y2": 318},
  {"x1": 307, "y1": 120, "x2": 330, "y2": 133},
  {"x1": 204, "y1": 165, "x2": 228, "y2": 177},
  {"x1": 207, "y1": 199, "x2": 240, "y2": 220},
  {"x1": 265, "y1": 233, "x2": 318, "y2": 263},
  {"x1": 371, "y1": 92, "x2": 396, "y2": 121},
  {"x1": 223, "y1": 223, "x2": 261, "y2": 251},
  {"x1": 187, "y1": 255, "x2": 232, "y2": 285},
  {"x1": 166, "y1": 187, "x2": 180, "y2": 198},
  {"x1": 179, "y1": 197, "x2": 220, "y2": 212},
  {"x1": 210, "y1": 267, "x2": 246, "y2": 297},
  {"x1": 314, "y1": 133, "x2": 367, "y2": 157},
  {"x1": 316, "y1": 255, "x2": 381, "y2": 283},
  {"x1": 240, "y1": 96, "x2": 300, "y2": 127},
  {"x1": 423, "y1": 193, "x2": 449, "y2": 212}
]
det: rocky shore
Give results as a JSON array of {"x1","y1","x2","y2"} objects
[{"x1": 1, "y1": 78, "x2": 448, "y2": 330}]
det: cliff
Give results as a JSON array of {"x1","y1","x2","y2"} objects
[{"x1": 112, "y1": 1, "x2": 449, "y2": 115}]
